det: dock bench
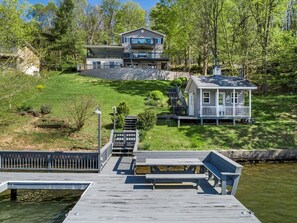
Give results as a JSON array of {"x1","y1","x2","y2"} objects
[
  {"x1": 146, "y1": 173, "x2": 207, "y2": 190},
  {"x1": 203, "y1": 151, "x2": 243, "y2": 195}
]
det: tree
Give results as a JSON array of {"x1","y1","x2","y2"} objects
[
  {"x1": 69, "y1": 95, "x2": 95, "y2": 131},
  {"x1": 115, "y1": 1, "x2": 146, "y2": 36},
  {"x1": 0, "y1": 0, "x2": 33, "y2": 47},
  {"x1": 101, "y1": 0, "x2": 121, "y2": 44},
  {"x1": 83, "y1": 5, "x2": 105, "y2": 45},
  {"x1": 0, "y1": 0, "x2": 39, "y2": 110},
  {"x1": 51, "y1": 0, "x2": 85, "y2": 69}
]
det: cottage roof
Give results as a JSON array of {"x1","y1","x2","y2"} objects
[
  {"x1": 185, "y1": 75, "x2": 257, "y2": 92},
  {"x1": 119, "y1": 27, "x2": 165, "y2": 37}
]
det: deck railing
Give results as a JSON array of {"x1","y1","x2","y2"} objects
[
  {"x1": 201, "y1": 106, "x2": 249, "y2": 117},
  {"x1": 113, "y1": 131, "x2": 137, "y2": 147},
  {"x1": 0, "y1": 151, "x2": 100, "y2": 172},
  {"x1": 202, "y1": 106, "x2": 217, "y2": 117}
]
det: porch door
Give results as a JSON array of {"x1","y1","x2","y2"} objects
[
  {"x1": 219, "y1": 92, "x2": 225, "y2": 115},
  {"x1": 188, "y1": 93, "x2": 194, "y2": 116}
]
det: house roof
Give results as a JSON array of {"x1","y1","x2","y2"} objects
[
  {"x1": 119, "y1": 27, "x2": 165, "y2": 37},
  {"x1": 185, "y1": 75, "x2": 257, "y2": 92}
]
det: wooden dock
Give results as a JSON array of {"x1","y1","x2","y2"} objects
[{"x1": 0, "y1": 156, "x2": 260, "y2": 223}]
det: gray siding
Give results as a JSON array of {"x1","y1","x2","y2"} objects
[
  {"x1": 195, "y1": 89, "x2": 245, "y2": 116},
  {"x1": 121, "y1": 29, "x2": 164, "y2": 53}
]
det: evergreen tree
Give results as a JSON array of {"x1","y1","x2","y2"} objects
[{"x1": 51, "y1": 0, "x2": 85, "y2": 70}]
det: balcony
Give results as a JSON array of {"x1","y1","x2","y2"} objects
[
  {"x1": 123, "y1": 52, "x2": 169, "y2": 60},
  {"x1": 130, "y1": 38, "x2": 155, "y2": 49}
]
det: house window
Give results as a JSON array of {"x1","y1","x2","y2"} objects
[
  {"x1": 124, "y1": 37, "x2": 130, "y2": 43},
  {"x1": 231, "y1": 92, "x2": 238, "y2": 104},
  {"x1": 156, "y1": 38, "x2": 162, "y2": 44},
  {"x1": 203, "y1": 92, "x2": 210, "y2": 104}
]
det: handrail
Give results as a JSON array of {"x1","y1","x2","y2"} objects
[
  {"x1": 100, "y1": 130, "x2": 114, "y2": 169},
  {"x1": 175, "y1": 85, "x2": 187, "y2": 112},
  {"x1": 133, "y1": 130, "x2": 139, "y2": 153}
]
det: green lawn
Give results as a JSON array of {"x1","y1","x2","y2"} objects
[
  {"x1": 141, "y1": 94, "x2": 296, "y2": 150},
  {"x1": 0, "y1": 73, "x2": 296, "y2": 151},
  {"x1": 0, "y1": 73, "x2": 171, "y2": 150}
]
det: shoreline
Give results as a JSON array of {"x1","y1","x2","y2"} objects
[{"x1": 220, "y1": 149, "x2": 297, "y2": 162}]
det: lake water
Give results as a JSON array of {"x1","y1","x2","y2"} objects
[
  {"x1": 0, "y1": 163, "x2": 296, "y2": 222},
  {"x1": 0, "y1": 190, "x2": 82, "y2": 223},
  {"x1": 236, "y1": 162, "x2": 297, "y2": 223}
]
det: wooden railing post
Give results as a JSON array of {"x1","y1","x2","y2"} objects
[{"x1": 0, "y1": 154, "x2": 2, "y2": 171}]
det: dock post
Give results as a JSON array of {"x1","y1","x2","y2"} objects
[
  {"x1": 177, "y1": 118, "x2": 180, "y2": 127},
  {"x1": 11, "y1": 189, "x2": 17, "y2": 201},
  {"x1": 216, "y1": 119, "x2": 219, "y2": 126},
  {"x1": 233, "y1": 118, "x2": 236, "y2": 126}
]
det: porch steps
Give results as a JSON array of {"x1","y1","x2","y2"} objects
[{"x1": 168, "y1": 87, "x2": 186, "y2": 116}]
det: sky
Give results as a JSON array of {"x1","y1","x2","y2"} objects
[{"x1": 26, "y1": 0, "x2": 160, "y2": 11}]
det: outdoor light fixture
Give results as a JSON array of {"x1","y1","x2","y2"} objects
[
  {"x1": 94, "y1": 107, "x2": 101, "y2": 115},
  {"x1": 94, "y1": 107, "x2": 101, "y2": 155}
]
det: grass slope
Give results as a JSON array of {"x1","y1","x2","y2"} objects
[
  {"x1": 0, "y1": 73, "x2": 171, "y2": 150},
  {"x1": 141, "y1": 94, "x2": 296, "y2": 150},
  {"x1": 0, "y1": 73, "x2": 296, "y2": 151}
]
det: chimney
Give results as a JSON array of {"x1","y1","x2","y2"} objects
[{"x1": 213, "y1": 65, "x2": 221, "y2": 76}]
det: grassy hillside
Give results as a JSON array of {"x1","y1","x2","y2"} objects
[
  {"x1": 0, "y1": 73, "x2": 171, "y2": 151},
  {"x1": 0, "y1": 73, "x2": 296, "y2": 151}
]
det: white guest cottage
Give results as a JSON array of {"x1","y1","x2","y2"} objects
[{"x1": 185, "y1": 73, "x2": 257, "y2": 125}]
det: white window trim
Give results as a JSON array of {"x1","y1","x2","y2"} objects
[
  {"x1": 203, "y1": 91, "x2": 211, "y2": 104},
  {"x1": 231, "y1": 92, "x2": 238, "y2": 104}
]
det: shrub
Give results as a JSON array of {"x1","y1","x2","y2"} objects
[
  {"x1": 116, "y1": 114, "x2": 125, "y2": 129},
  {"x1": 40, "y1": 105, "x2": 52, "y2": 114},
  {"x1": 149, "y1": 90, "x2": 164, "y2": 101},
  {"x1": 171, "y1": 78, "x2": 183, "y2": 86},
  {"x1": 145, "y1": 100, "x2": 159, "y2": 107},
  {"x1": 17, "y1": 104, "x2": 33, "y2": 113},
  {"x1": 68, "y1": 95, "x2": 95, "y2": 131},
  {"x1": 32, "y1": 109, "x2": 40, "y2": 117},
  {"x1": 179, "y1": 77, "x2": 188, "y2": 85},
  {"x1": 137, "y1": 110, "x2": 156, "y2": 130},
  {"x1": 117, "y1": 102, "x2": 130, "y2": 116}
]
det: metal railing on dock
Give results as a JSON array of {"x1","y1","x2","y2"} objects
[{"x1": 0, "y1": 151, "x2": 100, "y2": 172}]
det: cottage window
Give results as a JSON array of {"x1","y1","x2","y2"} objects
[
  {"x1": 231, "y1": 92, "x2": 238, "y2": 104},
  {"x1": 156, "y1": 38, "x2": 162, "y2": 44},
  {"x1": 203, "y1": 92, "x2": 210, "y2": 104}
]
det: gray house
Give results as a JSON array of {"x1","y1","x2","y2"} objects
[
  {"x1": 121, "y1": 27, "x2": 169, "y2": 69},
  {"x1": 185, "y1": 74, "x2": 257, "y2": 125},
  {"x1": 82, "y1": 28, "x2": 169, "y2": 70}
]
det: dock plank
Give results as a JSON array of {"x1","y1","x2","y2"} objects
[{"x1": 0, "y1": 157, "x2": 260, "y2": 223}]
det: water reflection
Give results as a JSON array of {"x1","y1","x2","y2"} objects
[
  {"x1": 0, "y1": 190, "x2": 82, "y2": 223},
  {"x1": 236, "y1": 162, "x2": 297, "y2": 223}
]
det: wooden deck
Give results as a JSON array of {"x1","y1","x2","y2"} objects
[{"x1": 0, "y1": 156, "x2": 260, "y2": 223}]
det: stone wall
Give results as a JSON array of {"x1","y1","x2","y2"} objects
[
  {"x1": 220, "y1": 149, "x2": 297, "y2": 162},
  {"x1": 80, "y1": 68, "x2": 190, "y2": 80}
]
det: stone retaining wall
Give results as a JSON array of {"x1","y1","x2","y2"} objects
[
  {"x1": 80, "y1": 68, "x2": 190, "y2": 80},
  {"x1": 220, "y1": 149, "x2": 297, "y2": 162}
]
